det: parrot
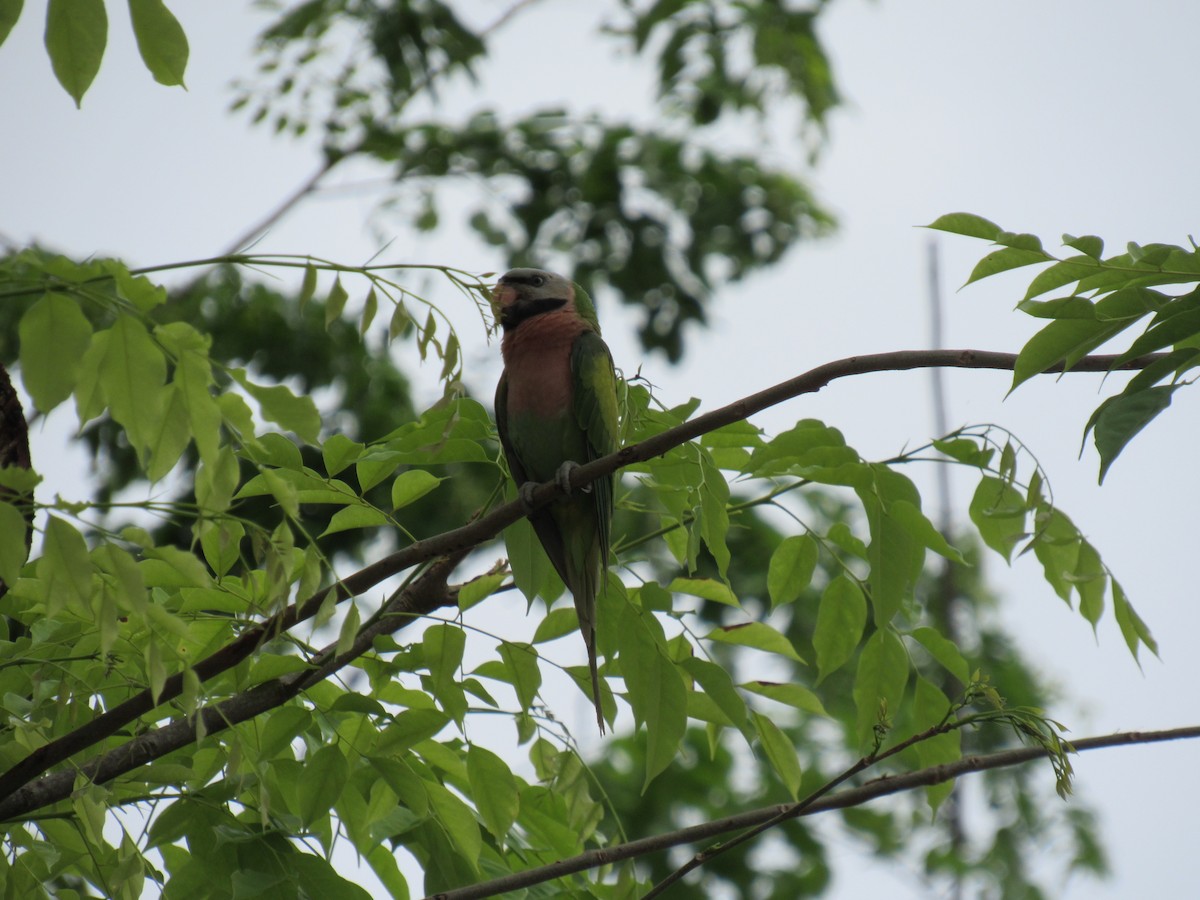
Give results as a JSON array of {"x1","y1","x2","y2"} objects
[{"x1": 493, "y1": 268, "x2": 619, "y2": 733}]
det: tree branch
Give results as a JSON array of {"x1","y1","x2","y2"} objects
[
  {"x1": 0, "y1": 549, "x2": 469, "y2": 821},
  {"x1": 0, "y1": 349, "x2": 1163, "y2": 810},
  {"x1": 426, "y1": 725, "x2": 1200, "y2": 900}
]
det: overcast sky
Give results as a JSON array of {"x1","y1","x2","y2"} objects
[{"x1": 3, "y1": 1, "x2": 1199, "y2": 897}]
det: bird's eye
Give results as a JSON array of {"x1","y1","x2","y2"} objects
[{"x1": 530, "y1": 274, "x2": 545, "y2": 287}]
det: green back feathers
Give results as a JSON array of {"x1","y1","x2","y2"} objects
[
  {"x1": 570, "y1": 330, "x2": 619, "y2": 563},
  {"x1": 572, "y1": 281, "x2": 602, "y2": 334}
]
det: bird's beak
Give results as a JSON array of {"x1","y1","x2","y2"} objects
[{"x1": 493, "y1": 283, "x2": 520, "y2": 329}]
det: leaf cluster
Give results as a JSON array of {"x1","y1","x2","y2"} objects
[
  {"x1": 0, "y1": 251, "x2": 1147, "y2": 897},
  {"x1": 230, "y1": 0, "x2": 841, "y2": 358},
  {"x1": 929, "y1": 213, "x2": 1200, "y2": 482},
  {"x1": 0, "y1": 0, "x2": 188, "y2": 106}
]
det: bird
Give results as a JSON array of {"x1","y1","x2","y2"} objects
[{"x1": 493, "y1": 267, "x2": 619, "y2": 733}]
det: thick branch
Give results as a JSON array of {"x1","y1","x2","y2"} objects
[
  {"x1": 0, "y1": 349, "x2": 1162, "y2": 806},
  {"x1": 428, "y1": 725, "x2": 1200, "y2": 900}
]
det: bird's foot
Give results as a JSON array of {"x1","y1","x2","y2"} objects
[
  {"x1": 517, "y1": 482, "x2": 540, "y2": 511},
  {"x1": 555, "y1": 460, "x2": 591, "y2": 495}
]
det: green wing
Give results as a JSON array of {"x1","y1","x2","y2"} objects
[{"x1": 570, "y1": 329, "x2": 619, "y2": 561}]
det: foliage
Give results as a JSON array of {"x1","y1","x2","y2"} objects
[
  {"x1": 0, "y1": 2, "x2": 1185, "y2": 897},
  {"x1": 0, "y1": 242, "x2": 1155, "y2": 896},
  {"x1": 929, "y1": 213, "x2": 1200, "y2": 486},
  {"x1": 229, "y1": 0, "x2": 839, "y2": 358},
  {"x1": 0, "y1": 0, "x2": 188, "y2": 106}
]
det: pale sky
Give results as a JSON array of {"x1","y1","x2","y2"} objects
[{"x1": 3, "y1": 1, "x2": 1199, "y2": 897}]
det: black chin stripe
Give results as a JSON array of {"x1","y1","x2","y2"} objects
[{"x1": 501, "y1": 297, "x2": 568, "y2": 330}]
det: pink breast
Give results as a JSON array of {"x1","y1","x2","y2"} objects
[{"x1": 501, "y1": 312, "x2": 586, "y2": 418}]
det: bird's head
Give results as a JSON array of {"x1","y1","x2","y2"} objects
[{"x1": 492, "y1": 268, "x2": 576, "y2": 332}]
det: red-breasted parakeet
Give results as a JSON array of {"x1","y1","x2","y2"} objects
[{"x1": 493, "y1": 268, "x2": 618, "y2": 732}]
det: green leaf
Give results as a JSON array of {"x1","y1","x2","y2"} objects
[
  {"x1": 18, "y1": 292, "x2": 92, "y2": 412},
  {"x1": 742, "y1": 680, "x2": 828, "y2": 716},
  {"x1": 619, "y1": 603, "x2": 687, "y2": 789},
  {"x1": 325, "y1": 276, "x2": 348, "y2": 329},
  {"x1": 233, "y1": 369, "x2": 321, "y2": 443},
  {"x1": 1112, "y1": 578, "x2": 1157, "y2": 661},
  {"x1": 199, "y1": 519, "x2": 244, "y2": 577},
  {"x1": 813, "y1": 575, "x2": 866, "y2": 683},
  {"x1": 889, "y1": 499, "x2": 966, "y2": 563},
  {"x1": 45, "y1": 0, "x2": 107, "y2": 106},
  {"x1": 531, "y1": 607, "x2": 580, "y2": 643},
  {"x1": 853, "y1": 629, "x2": 908, "y2": 749},
  {"x1": 196, "y1": 445, "x2": 240, "y2": 513},
  {"x1": 504, "y1": 515, "x2": 557, "y2": 604},
  {"x1": 321, "y1": 433, "x2": 363, "y2": 476},
  {"x1": 1091, "y1": 385, "x2": 1176, "y2": 483},
  {"x1": 965, "y1": 246, "x2": 1052, "y2": 285},
  {"x1": 39, "y1": 516, "x2": 93, "y2": 617},
  {"x1": 666, "y1": 576, "x2": 738, "y2": 607},
  {"x1": 0, "y1": 0, "x2": 22, "y2": 49},
  {"x1": 968, "y1": 476, "x2": 1028, "y2": 562},
  {"x1": 752, "y1": 712, "x2": 802, "y2": 800},
  {"x1": 128, "y1": 0, "x2": 188, "y2": 87},
  {"x1": 457, "y1": 572, "x2": 505, "y2": 610},
  {"x1": 497, "y1": 642, "x2": 541, "y2": 713},
  {"x1": 911, "y1": 677, "x2": 961, "y2": 811},
  {"x1": 100, "y1": 315, "x2": 168, "y2": 461},
  {"x1": 1021, "y1": 258, "x2": 1101, "y2": 301},
  {"x1": 298, "y1": 263, "x2": 318, "y2": 309},
  {"x1": 698, "y1": 454, "x2": 731, "y2": 576},
  {"x1": 1063, "y1": 234, "x2": 1104, "y2": 259},
  {"x1": 1116, "y1": 307, "x2": 1200, "y2": 365},
  {"x1": 297, "y1": 745, "x2": 348, "y2": 826},
  {"x1": 909, "y1": 626, "x2": 970, "y2": 686},
  {"x1": 426, "y1": 783, "x2": 482, "y2": 869},
  {"x1": 706, "y1": 621, "x2": 805, "y2": 663},
  {"x1": 424, "y1": 623, "x2": 466, "y2": 721},
  {"x1": 924, "y1": 212, "x2": 1002, "y2": 241},
  {"x1": 1016, "y1": 295, "x2": 1097, "y2": 319},
  {"x1": 1011, "y1": 287, "x2": 1152, "y2": 389},
  {"x1": 1030, "y1": 505, "x2": 1081, "y2": 603},
  {"x1": 391, "y1": 469, "x2": 443, "y2": 509},
  {"x1": 336, "y1": 599, "x2": 360, "y2": 658},
  {"x1": 74, "y1": 328, "x2": 109, "y2": 424},
  {"x1": 680, "y1": 657, "x2": 747, "y2": 729},
  {"x1": 158, "y1": 322, "x2": 221, "y2": 467},
  {"x1": 467, "y1": 745, "x2": 519, "y2": 843},
  {"x1": 1073, "y1": 540, "x2": 1107, "y2": 630},
  {"x1": 289, "y1": 856, "x2": 372, "y2": 900},
  {"x1": 320, "y1": 504, "x2": 389, "y2": 536},
  {"x1": 0, "y1": 502, "x2": 27, "y2": 586},
  {"x1": 361, "y1": 286, "x2": 379, "y2": 335},
  {"x1": 365, "y1": 846, "x2": 410, "y2": 899},
  {"x1": 857, "y1": 468, "x2": 925, "y2": 627},
  {"x1": 146, "y1": 383, "x2": 192, "y2": 481},
  {"x1": 767, "y1": 534, "x2": 818, "y2": 608},
  {"x1": 378, "y1": 709, "x2": 449, "y2": 756}
]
